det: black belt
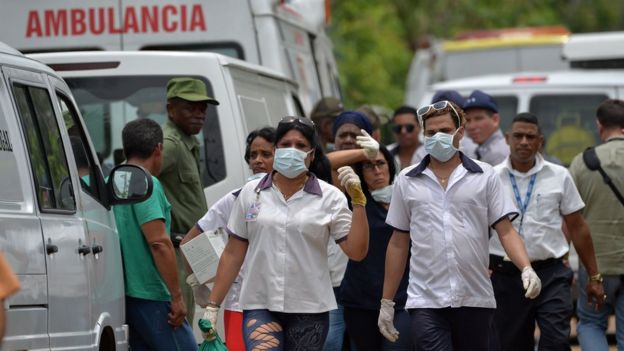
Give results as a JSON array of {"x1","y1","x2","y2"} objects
[{"x1": 489, "y1": 254, "x2": 561, "y2": 274}]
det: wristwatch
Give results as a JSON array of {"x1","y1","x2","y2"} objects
[{"x1": 589, "y1": 273, "x2": 603, "y2": 283}]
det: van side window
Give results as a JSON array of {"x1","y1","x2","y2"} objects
[
  {"x1": 12, "y1": 84, "x2": 75, "y2": 212},
  {"x1": 57, "y1": 94, "x2": 100, "y2": 199}
]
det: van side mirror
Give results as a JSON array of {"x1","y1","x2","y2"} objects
[{"x1": 106, "y1": 164, "x2": 153, "y2": 205}]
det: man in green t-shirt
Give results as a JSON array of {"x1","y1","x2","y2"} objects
[
  {"x1": 114, "y1": 119, "x2": 197, "y2": 350},
  {"x1": 158, "y1": 77, "x2": 219, "y2": 323}
]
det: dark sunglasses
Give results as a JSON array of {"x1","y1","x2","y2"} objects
[
  {"x1": 279, "y1": 116, "x2": 315, "y2": 129},
  {"x1": 362, "y1": 159, "x2": 388, "y2": 170},
  {"x1": 392, "y1": 124, "x2": 416, "y2": 134},
  {"x1": 417, "y1": 100, "x2": 460, "y2": 126}
]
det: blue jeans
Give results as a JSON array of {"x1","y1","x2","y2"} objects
[
  {"x1": 576, "y1": 265, "x2": 624, "y2": 351},
  {"x1": 243, "y1": 309, "x2": 329, "y2": 351},
  {"x1": 323, "y1": 303, "x2": 345, "y2": 351},
  {"x1": 125, "y1": 296, "x2": 197, "y2": 351}
]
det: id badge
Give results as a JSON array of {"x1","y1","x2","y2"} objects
[{"x1": 245, "y1": 200, "x2": 261, "y2": 222}]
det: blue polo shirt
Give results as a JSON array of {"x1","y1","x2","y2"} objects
[{"x1": 340, "y1": 191, "x2": 409, "y2": 310}]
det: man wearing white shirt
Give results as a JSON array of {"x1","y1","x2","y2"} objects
[
  {"x1": 379, "y1": 101, "x2": 541, "y2": 351},
  {"x1": 489, "y1": 113, "x2": 605, "y2": 351}
]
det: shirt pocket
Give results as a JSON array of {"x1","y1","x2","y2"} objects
[
  {"x1": 536, "y1": 193, "x2": 560, "y2": 222},
  {"x1": 178, "y1": 169, "x2": 200, "y2": 185}
]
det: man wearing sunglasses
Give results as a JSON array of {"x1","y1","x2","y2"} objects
[
  {"x1": 380, "y1": 100, "x2": 540, "y2": 351},
  {"x1": 388, "y1": 105, "x2": 426, "y2": 170},
  {"x1": 463, "y1": 90, "x2": 509, "y2": 166}
]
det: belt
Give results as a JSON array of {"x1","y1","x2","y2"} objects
[{"x1": 489, "y1": 254, "x2": 561, "y2": 274}]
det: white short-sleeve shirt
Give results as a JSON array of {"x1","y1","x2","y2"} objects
[
  {"x1": 386, "y1": 153, "x2": 518, "y2": 309},
  {"x1": 227, "y1": 173, "x2": 352, "y2": 313},
  {"x1": 489, "y1": 155, "x2": 585, "y2": 261},
  {"x1": 196, "y1": 190, "x2": 244, "y2": 312}
]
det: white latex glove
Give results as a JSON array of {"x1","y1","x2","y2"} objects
[
  {"x1": 378, "y1": 298, "x2": 399, "y2": 342},
  {"x1": 356, "y1": 129, "x2": 379, "y2": 159},
  {"x1": 521, "y1": 266, "x2": 541, "y2": 299},
  {"x1": 186, "y1": 273, "x2": 212, "y2": 308},
  {"x1": 337, "y1": 166, "x2": 360, "y2": 188},
  {"x1": 201, "y1": 306, "x2": 220, "y2": 340}
]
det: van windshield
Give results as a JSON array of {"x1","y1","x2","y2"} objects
[
  {"x1": 529, "y1": 94, "x2": 606, "y2": 166},
  {"x1": 64, "y1": 76, "x2": 225, "y2": 187}
]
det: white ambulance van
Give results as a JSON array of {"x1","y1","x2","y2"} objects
[
  {"x1": 0, "y1": 0, "x2": 342, "y2": 114},
  {"x1": 1, "y1": 42, "x2": 152, "y2": 350},
  {"x1": 29, "y1": 50, "x2": 302, "y2": 208}
]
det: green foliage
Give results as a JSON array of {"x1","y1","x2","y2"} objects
[{"x1": 329, "y1": 0, "x2": 624, "y2": 110}]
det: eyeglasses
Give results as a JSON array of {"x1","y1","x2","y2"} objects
[
  {"x1": 362, "y1": 160, "x2": 388, "y2": 170},
  {"x1": 417, "y1": 100, "x2": 460, "y2": 126},
  {"x1": 279, "y1": 116, "x2": 315, "y2": 130},
  {"x1": 392, "y1": 124, "x2": 416, "y2": 134}
]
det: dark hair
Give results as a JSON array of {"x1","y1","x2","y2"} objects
[
  {"x1": 309, "y1": 145, "x2": 332, "y2": 183},
  {"x1": 244, "y1": 127, "x2": 276, "y2": 164},
  {"x1": 511, "y1": 112, "x2": 541, "y2": 133},
  {"x1": 596, "y1": 99, "x2": 624, "y2": 129},
  {"x1": 392, "y1": 105, "x2": 418, "y2": 122},
  {"x1": 354, "y1": 144, "x2": 396, "y2": 193},
  {"x1": 421, "y1": 101, "x2": 465, "y2": 129},
  {"x1": 122, "y1": 118, "x2": 163, "y2": 159},
  {"x1": 275, "y1": 116, "x2": 317, "y2": 149}
]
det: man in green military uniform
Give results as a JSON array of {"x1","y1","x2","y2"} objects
[{"x1": 158, "y1": 77, "x2": 219, "y2": 324}]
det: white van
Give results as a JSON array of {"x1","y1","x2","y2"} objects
[
  {"x1": 0, "y1": 42, "x2": 152, "y2": 350},
  {"x1": 0, "y1": 0, "x2": 342, "y2": 114},
  {"x1": 30, "y1": 51, "x2": 302, "y2": 209},
  {"x1": 421, "y1": 70, "x2": 624, "y2": 166}
]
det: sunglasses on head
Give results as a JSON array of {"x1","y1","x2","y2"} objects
[
  {"x1": 279, "y1": 116, "x2": 315, "y2": 129},
  {"x1": 417, "y1": 100, "x2": 460, "y2": 126},
  {"x1": 392, "y1": 124, "x2": 416, "y2": 134}
]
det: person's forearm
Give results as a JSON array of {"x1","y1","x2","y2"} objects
[
  {"x1": 342, "y1": 205, "x2": 369, "y2": 261},
  {"x1": 382, "y1": 232, "x2": 409, "y2": 300},
  {"x1": 499, "y1": 231, "x2": 531, "y2": 270},
  {"x1": 569, "y1": 223, "x2": 600, "y2": 276},
  {"x1": 150, "y1": 241, "x2": 183, "y2": 299},
  {"x1": 326, "y1": 149, "x2": 368, "y2": 170},
  {"x1": 209, "y1": 246, "x2": 246, "y2": 305}
]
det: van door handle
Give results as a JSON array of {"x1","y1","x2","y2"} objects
[
  {"x1": 78, "y1": 245, "x2": 91, "y2": 256},
  {"x1": 92, "y1": 245, "x2": 103, "y2": 254},
  {"x1": 46, "y1": 243, "x2": 58, "y2": 255}
]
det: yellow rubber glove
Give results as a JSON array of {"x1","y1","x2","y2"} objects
[{"x1": 337, "y1": 166, "x2": 366, "y2": 206}]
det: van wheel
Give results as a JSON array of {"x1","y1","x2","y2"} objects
[{"x1": 99, "y1": 327, "x2": 116, "y2": 351}]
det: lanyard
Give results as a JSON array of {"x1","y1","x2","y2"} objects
[{"x1": 508, "y1": 171, "x2": 537, "y2": 236}]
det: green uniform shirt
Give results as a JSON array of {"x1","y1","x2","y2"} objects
[
  {"x1": 569, "y1": 137, "x2": 624, "y2": 275},
  {"x1": 159, "y1": 120, "x2": 208, "y2": 234},
  {"x1": 113, "y1": 176, "x2": 172, "y2": 301}
]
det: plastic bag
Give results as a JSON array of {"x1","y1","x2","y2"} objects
[{"x1": 198, "y1": 319, "x2": 228, "y2": 351}]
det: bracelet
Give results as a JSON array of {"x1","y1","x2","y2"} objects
[
  {"x1": 589, "y1": 273, "x2": 603, "y2": 283},
  {"x1": 207, "y1": 300, "x2": 221, "y2": 308}
]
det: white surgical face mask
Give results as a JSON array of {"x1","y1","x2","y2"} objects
[
  {"x1": 424, "y1": 131, "x2": 458, "y2": 162},
  {"x1": 370, "y1": 184, "x2": 393, "y2": 204},
  {"x1": 247, "y1": 172, "x2": 267, "y2": 182},
  {"x1": 273, "y1": 148, "x2": 311, "y2": 178}
]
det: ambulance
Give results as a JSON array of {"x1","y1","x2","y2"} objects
[{"x1": 0, "y1": 0, "x2": 342, "y2": 113}]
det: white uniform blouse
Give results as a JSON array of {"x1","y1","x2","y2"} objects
[{"x1": 227, "y1": 173, "x2": 352, "y2": 313}]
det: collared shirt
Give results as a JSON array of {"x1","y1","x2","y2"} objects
[
  {"x1": 388, "y1": 143, "x2": 427, "y2": 171},
  {"x1": 489, "y1": 154, "x2": 585, "y2": 261},
  {"x1": 159, "y1": 120, "x2": 207, "y2": 234},
  {"x1": 386, "y1": 153, "x2": 517, "y2": 309},
  {"x1": 196, "y1": 190, "x2": 243, "y2": 312},
  {"x1": 474, "y1": 129, "x2": 509, "y2": 166},
  {"x1": 569, "y1": 137, "x2": 624, "y2": 275},
  {"x1": 227, "y1": 173, "x2": 352, "y2": 313}
]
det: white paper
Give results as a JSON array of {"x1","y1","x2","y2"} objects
[{"x1": 180, "y1": 228, "x2": 226, "y2": 285}]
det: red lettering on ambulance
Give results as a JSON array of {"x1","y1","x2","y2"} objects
[
  {"x1": 71, "y1": 9, "x2": 86, "y2": 35},
  {"x1": 45, "y1": 9, "x2": 68, "y2": 36},
  {"x1": 108, "y1": 7, "x2": 121, "y2": 34},
  {"x1": 180, "y1": 5, "x2": 187, "y2": 31},
  {"x1": 162, "y1": 5, "x2": 177, "y2": 32},
  {"x1": 141, "y1": 6, "x2": 159, "y2": 33},
  {"x1": 88, "y1": 8, "x2": 106, "y2": 35},
  {"x1": 190, "y1": 4, "x2": 206, "y2": 31},
  {"x1": 124, "y1": 7, "x2": 139, "y2": 33},
  {"x1": 26, "y1": 10, "x2": 43, "y2": 37}
]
